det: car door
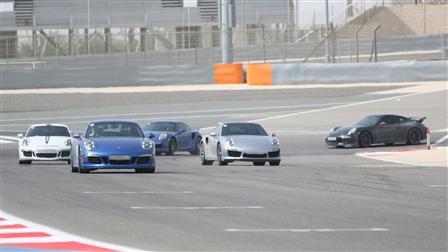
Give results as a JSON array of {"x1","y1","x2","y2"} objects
[
  {"x1": 205, "y1": 126, "x2": 220, "y2": 159},
  {"x1": 175, "y1": 123, "x2": 190, "y2": 150},
  {"x1": 375, "y1": 115, "x2": 402, "y2": 143}
]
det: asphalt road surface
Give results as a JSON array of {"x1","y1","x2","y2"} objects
[{"x1": 1, "y1": 84, "x2": 447, "y2": 251}]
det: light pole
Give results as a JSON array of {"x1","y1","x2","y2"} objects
[
  {"x1": 221, "y1": 0, "x2": 234, "y2": 63},
  {"x1": 325, "y1": 0, "x2": 331, "y2": 63}
]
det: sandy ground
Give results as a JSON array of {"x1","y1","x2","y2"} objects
[
  {"x1": 358, "y1": 146, "x2": 448, "y2": 167},
  {"x1": 2, "y1": 81, "x2": 446, "y2": 95}
]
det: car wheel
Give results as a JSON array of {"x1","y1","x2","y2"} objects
[
  {"x1": 253, "y1": 162, "x2": 265, "y2": 166},
  {"x1": 67, "y1": 160, "x2": 71, "y2": 165},
  {"x1": 78, "y1": 155, "x2": 90, "y2": 174},
  {"x1": 19, "y1": 160, "x2": 31, "y2": 165},
  {"x1": 71, "y1": 160, "x2": 78, "y2": 173},
  {"x1": 166, "y1": 138, "x2": 177, "y2": 155},
  {"x1": 359, "y1": 132, "x2": 372, "y2": 148},
  {"x1": 135, "y1": 168, "x2": 155, "y2": 174},
  {"x1": 200, "y1": 143, "x2": 213, "y2": 165},
  {"x1": 189, "y1": 139, "x2": 201, "y2": 155},
  {"x1": 269, "y1": 160, "x2": 281, "y2": 166},
  {"x1": 217, "y1": 144, "x2": 228, "y2": 166},
  {"x1": 407, "y1": 128, "x2": 422, "y2": 145}
]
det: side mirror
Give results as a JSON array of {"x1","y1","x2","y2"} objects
[
  {"x1": 73, "y1": 133, "x2": 82, "y2": 139},
  {"x1": 178, "y1": 129, "x2": 186, "y2": 134},
  {"x1": 271, "y1": 133, "x2": 276, "y2": 137},
  {"x1": 17, "y1": 133, "x2": 24, "y2": 138},
  {"x1": 209, "y1": 132, "x2": 217, "y2": 137},
  {"x1": 379, "y1": 122, "x2": 387, "y2": 127}
]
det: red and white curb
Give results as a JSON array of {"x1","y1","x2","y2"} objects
[{"x1": 0, "y1": 211, "x2": 146, "y2": 251}]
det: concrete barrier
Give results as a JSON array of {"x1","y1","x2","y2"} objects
[
  {"x1": 214, "y1": 64, "x2": 244, "y2": 84},
  {"x1": 272, "y1": 60, "x2": 448, "y2": 84},
  {"x1": 1, "y1": 65, "x2": 214, "y2": 89}
]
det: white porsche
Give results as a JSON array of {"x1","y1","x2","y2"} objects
[{"x1": 18, "y1": 124, "x2": 72, "y2": 165}]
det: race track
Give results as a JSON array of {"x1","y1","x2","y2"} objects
[{"x1": 1, "y1": 82, "x2": 447, "y2": 251}]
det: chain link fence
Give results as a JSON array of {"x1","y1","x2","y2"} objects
[{"x1": 1, "y1": 0, "x2": 447, "y2": 70}]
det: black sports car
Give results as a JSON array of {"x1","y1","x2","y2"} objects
[{"x1": 325, "y1": 115, "x2": 428, "y2": 148}]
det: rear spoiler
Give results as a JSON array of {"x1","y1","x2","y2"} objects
[{"x1": 410, "y1": 117, "x2": 426, "y2": 123}]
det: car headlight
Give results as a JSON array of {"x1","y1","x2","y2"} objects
[
  {"x1": 21, "y1": 138, "x2": 29, "y2": 146},
  {"x1": 142, "y1": 139, "x2": 153, "y2": 149},
  {"x1": 159, "y1": 133, "x2": 167, "y2": 141},
  {"x1": 84, "y1": 140, "x2": 95, "y2": 151},
  {"x1": 64, "y1": 139, "x2": 72, "y2": 147},
  {"x1": 348, "y1": 128, "x2": 357, "y2": 135},
  {"x1": 225, "y1": 138, "x2": 234, "y2": 146},
  {"x1": 272, "y1": 138, "x2": 280, "y2": 146}
]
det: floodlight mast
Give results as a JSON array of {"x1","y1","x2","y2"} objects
[{"x1": 220, "y1": 0, "x2": 234, "y2": 63}]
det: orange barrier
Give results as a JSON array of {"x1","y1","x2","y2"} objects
[
  {"x1": 246, "y1": 64, "x2": 272, "y2": 85},
  {"x1": 214, "y1": 64, "x2": 244, "y2": 84}
]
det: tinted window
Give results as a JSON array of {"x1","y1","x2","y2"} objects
[
  {"x1": 356, "y1": 116, "x2": 382, "y2": 126},
  {"x1": 382, "y1": 116, "x2": 402, "y2": 125},
  {"x1": 27, "y1": 126, "x2": 70, "y2": 137},
  {"x1": 143, "y1": 122, "x2": 177, "y2": 132},
  {"x1": 85, "y1": 122, "x2": 144, "y2": 138},
  {"x1": 221, "y1": 123, "x2": 268, "y2": 136},
  {"x1": 178, "y1": 122, "x2": 190, "y2": 131}
]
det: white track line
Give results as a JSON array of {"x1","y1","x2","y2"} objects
[
  {"x1": 251, "y1": 89, "x2": 445, "y2": 123},
  {"x1": 82, "y1": 191, "x2": 194, "y2": 194},
  {"x1": 0, "y1": 211, "x2": 146, "y2": 251},
  {"x1": 0, "y1": 136, "x2": 20, "y2": 142},
  {"x1": 1, "y1": 110, "x2": 306, "y2": 128},
  {"x1": 427, "y1": 185, "x2": 448, "y2": 188},
  {"x1": 130, "y1": 206, "x2": 263, "y2": 210},
  {"x1": 224, "y1": 228, "x2": 389, "y2": 233},
  {"x1": 0, "y1": 139, "x2": 13, "y2": 144},
  {"x1": 433, "y1": 134, "x2": 448, "y2": 146}
]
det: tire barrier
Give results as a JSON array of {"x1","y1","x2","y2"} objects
[{"x1": 213, "y1": 64, "x2": 244, "y2": 84}]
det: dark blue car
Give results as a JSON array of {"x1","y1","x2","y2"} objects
[
  {"x1": 71, "y1": 121, "x2": 156, "y2": 173},
  {"x1": 142, "y1": 121, "x2": 201, "y2": 155}
]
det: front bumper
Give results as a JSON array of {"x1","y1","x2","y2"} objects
[
  {"x1": 80, "y1": 153, "x2": 155, "y2": 169},
  {"x1": 222, "y1": 147, "x2": 281, "y2": 162},
  {"x1": 325, "y1": 135, "x2": 358, "y2": 147},
  {"x1": 19, "y1": 148, "x2": 71, "y2": 161}
]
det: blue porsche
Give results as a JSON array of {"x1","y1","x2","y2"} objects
[
  {"x1": 71, "y1": 120, "x2": 156, "y2": 173},
  {"x1": 142, "y1": 121, "x2": 201, "y2": 155}
]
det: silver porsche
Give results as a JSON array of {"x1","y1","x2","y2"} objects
[{"x1": 200, "y1": 122, "x2": 281, "y2": 166}]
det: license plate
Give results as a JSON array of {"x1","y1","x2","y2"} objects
[
  {"x1": 327, "y1": 137, "x2": 337, "y2": 141},
  {"x1": 109, "y1": 155, "x2": 131, "y2": 161},
  {"x1": 38, "y1": 149, "x2": 56, "y2": 153}
]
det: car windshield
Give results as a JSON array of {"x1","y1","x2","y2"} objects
[
  {"x1": 143, "y1": 122, "x2": 177, "y2": 132},
  {"x1": 27, "y1": 126, "x2": 70, "y2": 137},
  {"x1": 356, "y1": 116, "x2": 382, "y2": 126},
  {"x1": 85, "y1": 122, "x2": 144, "y2": 138},
  {"x1": 221, "y1": 123, "x2": 268, "y2": 136}
]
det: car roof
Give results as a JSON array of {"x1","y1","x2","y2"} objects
[
  {"x1": 218, "y1": 122, "x2": 262, "y2": 125},
  {"x1": 89, "y1": 120, "x2": 139, "y2": 124},
  {"x1": 147, "y1": 120, "x2": 180, "y2": 124},
  {"x1": 29, "y1": 124, "x2": 69, "y2": 128}
]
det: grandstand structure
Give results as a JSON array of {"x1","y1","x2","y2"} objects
[{"x1": 0, "y1": 0, "x2": 447, "y2": 68}]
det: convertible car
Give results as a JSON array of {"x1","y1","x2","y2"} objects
[
  {"x1": 142, "y1": 121, "x2": 201, "y2": 155},
  {"x1": 200, "y1": 122, "x2": 281, "y2": 166},
  {"x1": 325, "y1": 114, "x2": 428, "y2": 148},
  {"x1": 18, "y1": 124, "x2": 72, "y2": 164},
  {"x1": 71, "y1": 120, "x2": 155, "y2": 173}
]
